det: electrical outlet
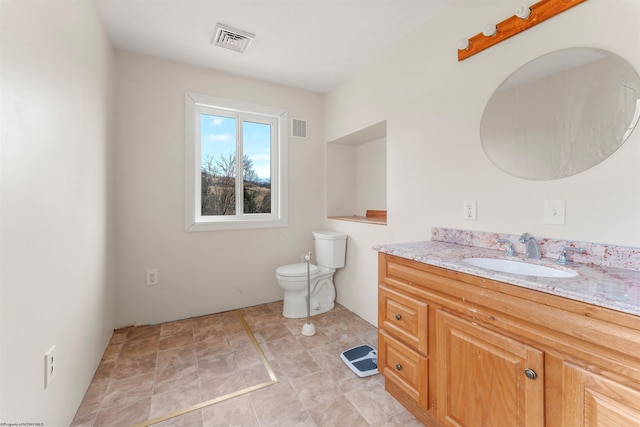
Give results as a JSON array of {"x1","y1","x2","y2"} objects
[
  {"x1": 544, "y1": 200, "x2": 565, "y2": 225},
  {"x1": 463, "y1": 200, "x2": 477, "y2": 220},
  {"x1": 146, "y1": 269, "x2": 158, "y2": 285},
  {"x1": 44, "y1": 345, "x2": 56, "y2": 389}
]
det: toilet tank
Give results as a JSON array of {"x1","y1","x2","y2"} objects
[{"x1": 313, "y1": 230, "x2": 348, "y2": 268}]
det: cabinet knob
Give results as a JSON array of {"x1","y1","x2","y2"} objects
[
  {"x1": 395, "y1": 313, "x2": 402, "y2": 320},
  {"x1": 524, "y1": 368, "x2": 537, "y2": 380},
  {"x1": 395, "y1": 363, "x2": 403, "y2": 371}
]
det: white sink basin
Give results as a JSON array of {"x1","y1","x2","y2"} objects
[{"x1": 463, "y1": 257, "x2": 577, "y2": 278}]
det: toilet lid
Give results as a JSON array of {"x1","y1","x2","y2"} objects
[{"x1": 277, "y1": 263, "x2": 319, "y2": 277}]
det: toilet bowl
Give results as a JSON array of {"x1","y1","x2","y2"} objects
[
  {"x1": 276, "y1": 230, "x2": 347, "y2": 319},
  {"x1": 276, "y1": 263, "x2": 336, "y2": 318}
]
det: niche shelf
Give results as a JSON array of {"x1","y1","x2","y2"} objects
[
  {"x1": 330, "y1": 210, "x2": 387, "y2": 225},
  {"x1": 327, "y1": 121, "x2": 387, "y2": 225}
]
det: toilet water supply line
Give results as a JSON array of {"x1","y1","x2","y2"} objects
[{"x1": 301, "y1": 251, "x2": 316, "y2": 336}]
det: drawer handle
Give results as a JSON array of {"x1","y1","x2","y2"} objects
[
  {"x1": 395, "y1": 363, "x2": 403, "y2": 371},
  {"x1": 524, "y1": 368, "x2": 537, "y2": 380},
  {"x1": 395, "y1": 313, "x2": 402, "y2": 321}
]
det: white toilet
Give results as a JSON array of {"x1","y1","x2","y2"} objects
[{"x1": 276, "y1": 230, "x2": 348, "y2": 318}]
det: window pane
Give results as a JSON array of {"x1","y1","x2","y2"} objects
[
  {"x1": 200, "y1": 113, "x2": 236, "y2": 216},
  {"x1": 242, "y1": 121, "x2": 271, "y2": 214}
]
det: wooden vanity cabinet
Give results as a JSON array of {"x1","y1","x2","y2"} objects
[{"x1": 377, "y1": 252, "x2": 640, "y2": 427}]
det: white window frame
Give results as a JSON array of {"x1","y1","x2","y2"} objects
[{"x1": 185, "y1": 92, "x2": 288, "y2": 231}]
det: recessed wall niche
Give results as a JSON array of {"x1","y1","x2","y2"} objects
[{"x1": 327, "y1": 121, "x2": 387, "y2": 224}]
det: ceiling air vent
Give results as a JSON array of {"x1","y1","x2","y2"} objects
[
  {"x1": 212, "y1": 23, "x2": 255, "y2": 53},
  {"x1": 292, "y1": 119, "x2": 307, "y2": 139}
]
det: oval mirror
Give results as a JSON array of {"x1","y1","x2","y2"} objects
[{"x1": 480, "y1": 47, "x2": 640, "y2": 180}]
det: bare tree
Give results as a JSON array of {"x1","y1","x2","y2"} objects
[
  {"x1": 201, "y1": 153, "x2": 236, "y2": 215},
  {"x1": 202, "y1": 153, "x2": 270, "y2": 216},
  {"x1": 243, "y1": 155, "x2": 258, "y2": 184}
]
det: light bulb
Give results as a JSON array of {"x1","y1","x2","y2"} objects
[
  {"x1": 458, "y1": 38, "x2": 470, "y2": 51},
  {"x1": 482, "y1": 24, "x2": 497, "y2": 37},
  {"x1": 515, "y1": 6, "x2": 531, "y2": 19}
]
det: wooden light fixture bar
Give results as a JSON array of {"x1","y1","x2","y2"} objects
[{"x1": 458, "y1": 0, "x2": 587, "y2": 61}]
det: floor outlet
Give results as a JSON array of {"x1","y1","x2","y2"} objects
[
  {"x1": 463, "y1": 200, "x2": 477, "y2": 220},
  {"x1": 44, "y1": 345, "x2": 56, "y2": 389},
  {"x1": 146, "y1": 269, "x2": 159, "y2": 285}
]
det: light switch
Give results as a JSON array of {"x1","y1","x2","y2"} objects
[{"x1": 544, "y1": 200, "x2": 565, "y2": 225}]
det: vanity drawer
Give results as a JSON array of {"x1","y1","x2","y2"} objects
[
  {"x1": 379, "y1": 330, "x2": 428, "y2": 409},
  {"x1": 379, "y1": 285, "x2": 428, "y2": 354}
]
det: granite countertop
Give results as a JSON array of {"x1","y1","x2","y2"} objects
[{"x1": 374, "y1": 240, "x2": 640, "y2": 317}]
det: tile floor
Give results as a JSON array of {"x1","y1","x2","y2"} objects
[{"x1": 71, "y1": 302, "x2": 422, "y2": 427}]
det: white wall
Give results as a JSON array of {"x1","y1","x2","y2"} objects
[
  {"x1": 324, "y1": 0, "x2": 640, "y2": 325},
  {"x1": 114, "y1": 51, "x2": 325, "y2": 327},
  {"x1": 327, "y1": 143, "x2": 357, "y2": 216},
  {"x1": 0, "y1": 1, "x2": 115, "y2": 424},
  {"x1": 355, "y1": 138, "x2": 386, "y2": 216}
]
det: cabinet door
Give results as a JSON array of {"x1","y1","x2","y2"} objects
[
  {"x1": 436, "y1": 310, "x2": 544, "y2": 427},
  {"x1": 561, "y1": 361, "x2": 640, "y2": 426}
]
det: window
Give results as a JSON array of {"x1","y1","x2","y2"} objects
[{"x1": 185, "y1": 93, "x2": 288, "y2": 231}]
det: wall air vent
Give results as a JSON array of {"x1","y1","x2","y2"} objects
[
  {"x1": 292, "y1": 119, "x2": 307, "y2": 139},
  {"x1": 212, "y1": 23, "x2": 255, "y2": 53}
]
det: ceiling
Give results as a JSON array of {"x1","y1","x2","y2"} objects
[{"x1": 96, "y1": 0, "x2": 451, "y2": 93}]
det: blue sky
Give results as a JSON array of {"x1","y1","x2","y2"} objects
[{"x1": 200, "y1": 113, "x2": 271, "y2": 180}]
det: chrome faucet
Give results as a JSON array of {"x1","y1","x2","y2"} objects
[
  {"x1": 557, "y1": 247, "x2": 584, "y2": 265},
  {"x1": 497, "y1": 238, "x2": 517, "y2": 256},
  {"x1": 519, "y1": 233, "x2": 541, "y2": 260}
]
